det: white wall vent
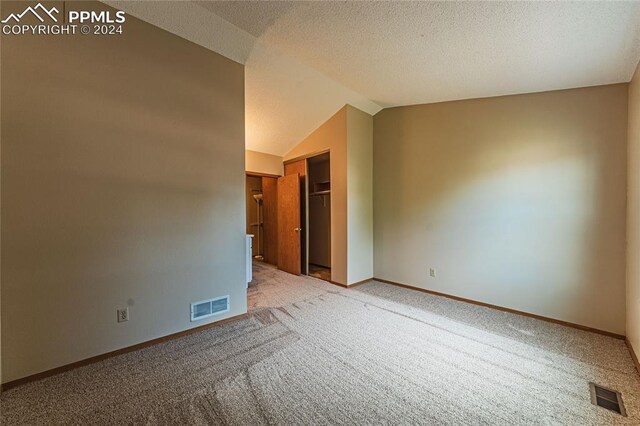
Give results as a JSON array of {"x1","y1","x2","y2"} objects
[{"x1": 190, "y1": 296, "x2": 230, "y2": 321}]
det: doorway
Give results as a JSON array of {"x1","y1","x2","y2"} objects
[
  {"x1": 245, "y1": 173, "x2": 278, "y2": 265},
  {"x1": 307, "y1": 153, "x2": 331, "y2": 281},
  {"x1": 279, "y1": 152, "x2": 331, "y2": 281}
]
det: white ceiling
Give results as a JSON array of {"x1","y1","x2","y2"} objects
[{"x1": 105, "y1": 1, "x2": 640, "y2": 156}]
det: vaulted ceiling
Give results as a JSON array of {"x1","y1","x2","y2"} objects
[{"x1": 105, "y1": 1, "x2": 640, "y2": 156}]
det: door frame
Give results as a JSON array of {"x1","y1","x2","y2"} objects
[
  {"x1": 245, "y1": 172, "x2": 281, "y2": 266},
  {"x1": 283, "y1": 149, "x2": 330, "y2": 166},
  {"x1": 284, "y1": 150, "x2": 331, "y2": 279},
  {"x1": 245, "y1": 171, "x2": 280, "y2": 179}
]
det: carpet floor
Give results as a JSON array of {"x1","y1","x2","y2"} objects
[{"x1": 2, "y1": 261, "x2": 639, "y2": 425}]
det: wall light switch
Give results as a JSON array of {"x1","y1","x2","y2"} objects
[{"x1": 429, "y1": 268, "x2": 436, "y2": 278}]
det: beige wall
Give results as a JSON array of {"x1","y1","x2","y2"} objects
[
  {"x1": 374, "y1": 85, "x2": 628, "y2": 334},
  {"x1": 628, "y1": 64, "x2": 640, "y2": 354},
  {"x1": 245, "y1": 150, "x2": 283, "y2": 176},
  {"x1": 347, "y1": 106, "x2": 374, "y2": 284},
  {"x1": 1, "y1": 1, "x2": 246, "y2": 383},
  {"x1": 285, "y1": 107, "x2": 348, "y2": 284}
]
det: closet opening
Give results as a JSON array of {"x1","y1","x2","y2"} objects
[
  {"x1": 279, "y1": 151, "x2": 331, "y2": 282},
  {"x1": 307, "y1": 153, "x2": 331, "y2": 282}
]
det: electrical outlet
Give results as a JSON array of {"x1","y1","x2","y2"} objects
[
  {"x1": 117, "y1": 307, "x2": 129, "y2": 323},
  {"x1": 429, "y1": 268, "x2": 436, "y2": 278}
]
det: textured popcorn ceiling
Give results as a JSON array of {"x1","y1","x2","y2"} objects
[{"x1": 105, "y1": 1, "x2": 640, "y2": 155}]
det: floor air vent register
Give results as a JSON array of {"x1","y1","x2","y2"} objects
[{"x1": 589, "y1": 383, "x2": 626, "y2": 416}]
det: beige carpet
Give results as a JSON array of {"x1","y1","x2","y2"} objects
[{"x1": 2, "y1": 261, "x2": 639, "y2": 425}]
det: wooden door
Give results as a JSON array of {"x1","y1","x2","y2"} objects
[
  {"x1": 284, "y1": 159, "x2": 308, "y2": 275},
  {"x1": 278, "y1": 173, "x2": 301, "y2": 275},
  {"x1": 285, "y1": 160, "x2": 306, "y2": 177},
  {"x1": 261, "y1": 177, "x2": 278, "y2": 265}
]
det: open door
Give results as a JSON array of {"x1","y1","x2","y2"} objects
[{"x1": 277, "y1": 173, "x2": 301, "y2": 275}]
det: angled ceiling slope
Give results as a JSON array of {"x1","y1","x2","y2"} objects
[
  {"x1": 203, "y1": 1, "x2": 640, "y2": 107},
  {"x1": 103, "y1": 0, "x2": 381, "y2": 156},
  {"x1": 105, "y1": 1, "x2": 640, "y2": 156}
]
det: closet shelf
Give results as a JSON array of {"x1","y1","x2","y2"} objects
[
  {"x1": 309, "y1": 190, "x2": 331, "y2": 197},
  {"x1": 312, "y1": 181, "x2": 330, "y2": 193}
]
